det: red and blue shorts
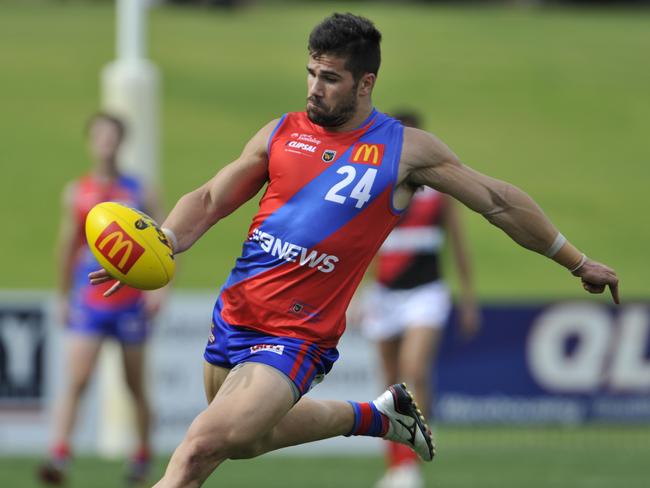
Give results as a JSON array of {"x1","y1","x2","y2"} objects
[
  {"x1": 67, "y1": 300, "x2": 149, "y2": 345},
  {"x1": 204, "y1": 297, "x2": 339, "y2": 399}
]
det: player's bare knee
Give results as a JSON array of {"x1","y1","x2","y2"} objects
[
  {"x1": 222, "y1": 429, "x2": 266, "y2": 459},
  {"x1": 180, "y1": 434, "x2": 227, "y2": 476},
  {"x1": 183, "y1": 416, "x2": 258, "y2": 461}
]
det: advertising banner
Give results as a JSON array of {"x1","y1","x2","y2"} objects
[
  {"x1": 1, "y1": 294, "x2": 647, "y2": 455},
  {"x1": 435, "y1": 302, "x2": 650, "y2": 423}
]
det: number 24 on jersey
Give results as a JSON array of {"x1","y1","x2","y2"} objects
[{"x1": 324, "y1": 165, "x2": 377, "y2": 209}]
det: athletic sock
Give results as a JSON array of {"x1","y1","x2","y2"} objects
[
  {"x1": 387, "y1": 440, "x2": 419, "y2": 468},
  {"x1": 132, "y1": 445, "x2": 151, "y2": 463},
  {"x1": 346, "y1": 401, "x2": 389, "y2": 437},
  {"x1": 49, "y1": 441, "x2": 71, "y2": 468}
]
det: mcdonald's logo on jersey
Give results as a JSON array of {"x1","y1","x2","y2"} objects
[
  {"x1": 94, "y1": 221, "x2": 145, "y2": 274},
  {"x1": 350, "y1": 143, "x2": 385, "y2": 165}
]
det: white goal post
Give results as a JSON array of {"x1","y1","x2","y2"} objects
[{"x1": 98, "y1": 0, "x2": 161, "y2": 458}]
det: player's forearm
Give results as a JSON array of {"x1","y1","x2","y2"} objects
[
  {"x1": 161, "y1": 187, "x2": 223, "y2": 254},
  {"x1": 481, "y1": 183, "x2": 584, "y2": 270},
  {"x1": 162, "y1": 163, "x2": 267, "y2": 254}
]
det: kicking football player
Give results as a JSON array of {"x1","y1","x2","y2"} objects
[{"x1": 92, "y1": 13, "x2": 619, "y2": 488}]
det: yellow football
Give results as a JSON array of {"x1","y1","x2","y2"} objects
[{"x1": 85, "y1": 202, "x2": 175, "y2": 290}]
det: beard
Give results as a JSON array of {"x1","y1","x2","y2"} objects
[{"x1": 306, "y1": 90, "x2": 358, "y2": 128}]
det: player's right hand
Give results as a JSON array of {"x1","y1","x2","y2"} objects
[
  {"x1": 573, "y1": 259, "x2": 620, "y2": 304},
  {"x1": 88, "y1": 269, "x2": 125, "y2": 297}
]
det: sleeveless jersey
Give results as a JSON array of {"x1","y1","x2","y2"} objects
[
  {"x1": 70, "y1": 174, "x2": 144, "y2": 309},
  {"x1": 376, "y1": 187, "x2": 446, "y2": 290},
  {"x1": 220, "y1": 110, "x2": 404, "y2": 348}
]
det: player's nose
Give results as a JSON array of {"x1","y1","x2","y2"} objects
[{"x1": 308, "y1": 79, "x2": 325, "y2": 98}]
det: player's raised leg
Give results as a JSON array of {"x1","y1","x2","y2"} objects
[
  {"x1": 260, "y1": 382, "x2": 434, "y2": 462},
  {"x1": 155, "y1": 361, "x2": 433, "y2": 488}
]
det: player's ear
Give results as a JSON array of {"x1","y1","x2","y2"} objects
[{"x1": 357, "y1": 73, "x2": 376, "y2": 96}]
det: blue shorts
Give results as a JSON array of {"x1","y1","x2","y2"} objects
[
  {"x1": 204, "y1": 297, "x2": 339, "y2": 398},
  {"x1": 68, "y1": 302, "x2": 149, "y2": 345}
]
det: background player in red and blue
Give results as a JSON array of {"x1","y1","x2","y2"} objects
[
  {"x1": 358, "y1": 111, "x2": 480, "y2": 488},
  {"x1": 38, "y1": 113, "x2": 163, "y2": 486},
  {"x1": 91, "y1": 13, "x2": 619, "y2": 488}
]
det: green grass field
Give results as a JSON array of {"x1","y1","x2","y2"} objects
[
  {"x1": 1, "y1": 1, "x2": 648, "y2": 296},
  {"x1": 1, "y1": 426, "x2": 649, "y2": 487}
]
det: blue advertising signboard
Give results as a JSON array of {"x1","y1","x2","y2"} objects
[{"x1": 434, "y1": 302, "x2": 650, "y2": 423}]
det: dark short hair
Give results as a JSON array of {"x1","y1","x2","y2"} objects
[
  {"x1": 391, "y1": 110, "x2": 422, "y2": 129},
  {"x1": 85, "y1": 112, "x2": 126, "y2": 140},
  {"x1": 308, "y1": 13, "x2": 382, "y2": 81}
]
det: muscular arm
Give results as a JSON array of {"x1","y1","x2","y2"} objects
[
  {"x1": 402, "y1": 129, "x2": 562, "y2": 257},
  {"x1": 161, "y1": 119, "x2": 277, "y2": 254},
  {"x1": 399, "y1": 127, "x2": 619, "y2": 303},
  {"x1": 91, "y1": 120, "x2": 278, "y2": 296}
]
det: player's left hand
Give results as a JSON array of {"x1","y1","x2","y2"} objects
[
  {"x1": 573, "y1": 258, "x2": 620, "y2": 304},
  {"x1": 88, "y1": 269, "x2": 125, "y2": 297}
]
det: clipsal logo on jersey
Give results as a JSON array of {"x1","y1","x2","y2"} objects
[
  {"x1": 250, "y1": 228, "x2": 339, "y2": 273},
  {"x1": 250, "y1": 344, "x2": 285, "y2": 355},
  {"x1": 285, "y1": 140, "x2": 318, "y2": 154}
]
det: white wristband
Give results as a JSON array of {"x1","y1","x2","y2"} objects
[
  {"x1": 545, "y1": 233, "x2": 567, "y2": 258},
  {"x1": 161, "y1": 227, "x2": 178, "y2": 253},
  {"x1": 569, "y1": 253, "x2": 587, "y2": 273}
]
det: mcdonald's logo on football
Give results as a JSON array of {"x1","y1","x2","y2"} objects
[
  {"x1": 95, "y1": 221, "x2": 145, "y2": 274},
  {"x1": 350, "y1": 143, "x2": 384, "y2": 165}
]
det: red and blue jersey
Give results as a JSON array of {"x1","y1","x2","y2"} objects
[
  {"x1": 219, "y1": 110, "x2": 404, "y2": 348},
  {"x1": 70, "y1": 174, "x2": 144, "y2": 310}
]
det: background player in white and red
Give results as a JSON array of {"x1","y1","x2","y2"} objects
[
  {"x1": 38, "y1": 113, "x2": 164, "y2": 486},
  {"x1": 360, "y1": 111, "x2": 480, "y2": 488},
  {"x1": 90, "y1": 13, "x2": 619, "y2": 488}
]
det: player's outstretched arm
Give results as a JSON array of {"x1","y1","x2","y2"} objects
[
  {"x1": 90, "y1": 119, "x2": 278, "y2": 296},
  {"x1": 400, "y1": 127, "x2": 619, "y2": 304},
  {"x1": 161, "y1": 119, "x2": 278, "y2": 254}
]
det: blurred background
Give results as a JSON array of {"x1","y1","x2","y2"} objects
[{"x1": 0, "y1": 0, "x2": 648, "y2": 487}]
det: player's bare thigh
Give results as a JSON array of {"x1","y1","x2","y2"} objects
[
  {"x1": 192, "y1": 362, "x2": 296, "y2": 457},
  {"x1": 203, "y1": 361, "x2": 230, "y2": 403}
]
